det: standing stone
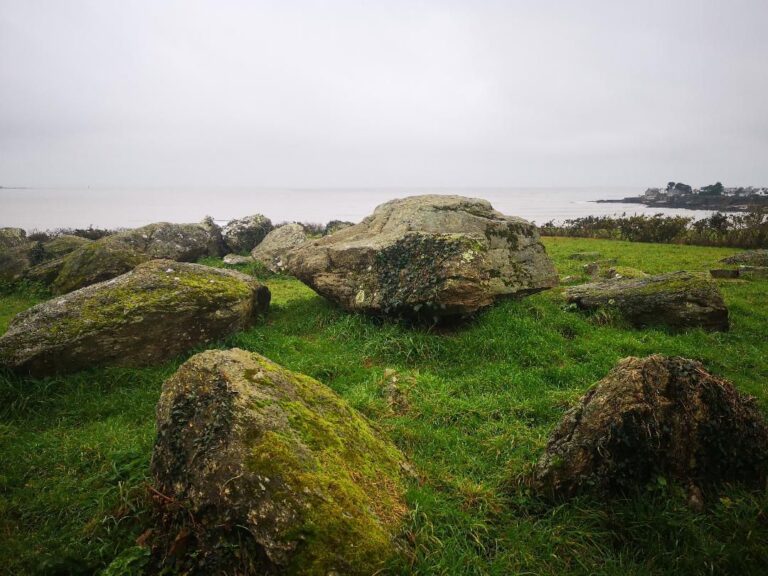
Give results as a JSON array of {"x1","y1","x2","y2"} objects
[{"x1": 284, "y1": 195, "x2": 558, "y2": 319}]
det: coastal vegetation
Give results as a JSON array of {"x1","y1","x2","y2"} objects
[
  {"x1": 1, "y1": 236, "x2": 767, "y2": 575},
  {"x1": 541, "y1": 209, "x2": 768, "y2": 248}
]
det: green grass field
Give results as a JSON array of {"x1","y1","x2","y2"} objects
[{"x1": 1, "y1": 237, "x2": 767, "y2": 575}]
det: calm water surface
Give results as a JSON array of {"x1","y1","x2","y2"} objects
[{"x1": 0, "y1": 187, "x2": 716, "y2": 230}]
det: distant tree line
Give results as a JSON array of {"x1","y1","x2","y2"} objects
[{"x1": 540, "y1": 209, "x2": 768, "y2": 248}]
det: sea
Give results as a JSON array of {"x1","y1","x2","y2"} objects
[{"x1": 0, "y1": 187, "x2": 717, "y2": 231}]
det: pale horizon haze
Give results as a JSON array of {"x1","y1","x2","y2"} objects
[{"x1": 2, "y1": 0, "x2": 768, "y2": 189}]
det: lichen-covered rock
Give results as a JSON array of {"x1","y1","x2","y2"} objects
[
  {"x1": 51, "y1": 242, "x2": 149, "y2": 294},
  {"x1": 47, "y1": 221, "x2": 225, "y2": 294},
  {"x1": 0, "y1": 245, "x2": 31, "y2": 284},
  {"x1": 739, "y1": 266, "x2": 768, "y2": 279},
  {"x1": 251, "y1": 223, "x2": 308, "y2": 272},
  {"x1": 720, "y1": 250, "x2": 768, "y2": 267},
  {"x1": 222, "y1": 253, "x2": 254, "y2": 265},
  {"x1": 104, "y1": 220, "x2": 225, "y2": 262},
  {"x1": 284, "y1": 195, "x2": 558, "y2": 319},
  {"x1": 0, "y1": 227, "x2": 28, "y2": 249},
  {"x1": 531, "y1": 355, "x2": 768, "y2": 501},
  {"x1": 565, "y1": 271, "x2": 728, "y2": 331},
  {"x1": 38, "y1": 235, "x2": 92, "y2": 260},
  {"x1": 0, "y1": 228, "x2": 32, "y2": 284},
  {"x1": 222, "y1": 214, "x2": 273, "y2": 254},
  {"x1": 0, "y1": 261, "x2": 270, "y2": 377},
  {"x1": 150, "y1": 348, "x2": 407, "y2": 575}
]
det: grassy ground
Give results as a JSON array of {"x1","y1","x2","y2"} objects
[{"x1": 1, "y1": 237, "x2": 767, "y2": 575}]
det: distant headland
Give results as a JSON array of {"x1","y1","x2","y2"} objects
[{"x1": 597, "y1": 182, "x2": 768, "y2": 212}]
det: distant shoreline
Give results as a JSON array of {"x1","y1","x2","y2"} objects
[{"x1": 594, "y1": 195, "x2": 768, "y2": 213}]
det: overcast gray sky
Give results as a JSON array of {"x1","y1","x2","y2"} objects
[{"x1": 1, "y1": 0, "x2": 767, "y2": 188}]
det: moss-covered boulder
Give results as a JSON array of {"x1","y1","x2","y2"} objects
[
  {"x1": 222, "y1": 214, "x2": 273, "y2": 254},
  {"x1": 251, "y1": 223, "x2": 308, "y2": 272},
  {"x1": 531, "y1": 355, "x2": 768, "y2": 502},
  {"x1": 565, "y1": 271, "x2": 728, "y2": 331},
  {"x1": 51, "y1": 242, "x2": 149, "y2": 294},
  {"x1": 150, "y1": 348, "x2": 407, "y2": 575},
  {"x1": 0, "y1": 261, "x2": 270, "y2": 377},
  {"x1": 284, "y1": 195, "x2": 558, "y2": 320},
  {"x1": 720, "y1": 250, "x2": 768, "y2": 267},
  {"x1": 0, "y1": 245, "x2": 31, "y2": 284}
]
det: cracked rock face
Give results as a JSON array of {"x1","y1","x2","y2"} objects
[
  {"x1": 0, "y1": 260, "x2": 270, "y2": 377},
  {"x1": 565, "y1": 271, "x2": 729, "y2": 331},
  {"x1": 150, "y1": 348, "x2": 407, "y2": 576},
  {"x1": 531, "y1": 355, "x2": 768, "y2": 500},
  {"x1": 283, "y1": 195, "x2": 558, "y2": 319}
]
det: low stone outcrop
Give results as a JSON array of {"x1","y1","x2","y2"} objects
[
  {"x1": 720, "y1": 250, "x2": 768, "y2": 267},
  {"x1": 222, "y1": 214, "x2": 273, "y2": 254},
  {"x1": 531, "y1": 355, "x2": 768, "y2": 501},
  {"x1": 251, "y1": 223, "x2": 308, "y2": 272},
  {"x1": 46, "y1": 220, "x2": 225, "y2": 293},
  {"x1": 284, "y1": 195, "x2": 558, "y2": 319},
  {"x1": 151, "y1": 348, "x2": 407, "y2": 575},
  {"x1": 569, "y1": 252, "x2": 601, "y2": 261},
  {"x1": 0, "y1": 261, "x2": 270, "y2": 377},
  {"x1": 565, "y1": 271, "x2": 728, "y2": 331}
]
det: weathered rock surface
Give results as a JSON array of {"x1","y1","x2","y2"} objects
[
  {"x1": 222, "y1": 214, "x2": 273, "y2": 254},
  {"x1": 47, "y1": 221, "x2": 225, "y2": 293},
  {"x1": 102, "y1": 220, "x2": 225, "y2": 262},
  {"x1": 51, "y1": 242, "x2": 149, "y2": 295},
  {"x1": 531, "y1": 355, "x2": 768, "y2": 500},
  {"x1": 222, "y1": 253, "x2": 254, "y2": 265},
  {"x1": 151, "y1": 348, "x2": 407, "y2": 575},
  {"x1": 739, "y1": 266, "x2": 768, "y2": 279},
  {"x1": 721, "y1": 250, "x2": 768, "y2": 267},
  {"x1": 0, "y1": 228, "x2": 32, "y2": 283},
  {"x1": 0, "y1": 261, "x2": 270, "y2": 377},
  {"x1": 284, "y1": 195, "x2": 558, "y2": 319},
  {"x1": 565, "y1": 271, "x2": 729, "y2": 331},
  {"x1": 251, "y1": 223, "x2": 308, "y2": 272},
  {"x1": 37, "y1": 235, "x2": 92, "y2": 261},
  {"x1": 0, "y1": 227, "x2": 28, "y2": 249}
]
